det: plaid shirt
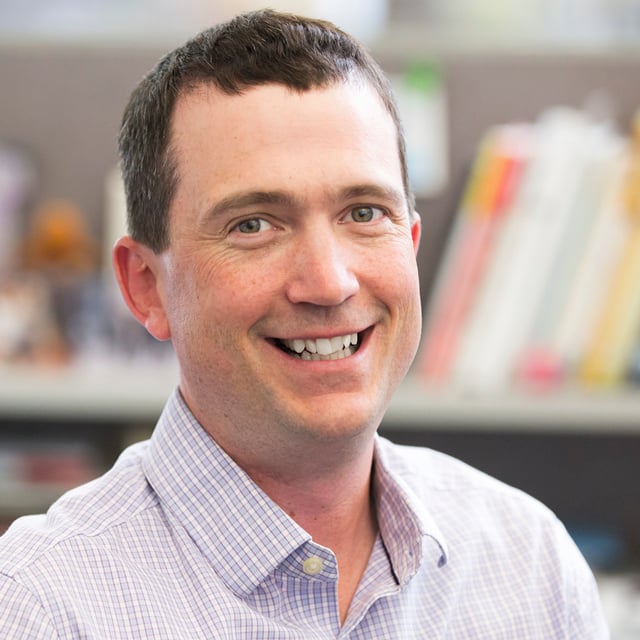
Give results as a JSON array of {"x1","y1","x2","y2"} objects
[{"x1": 0, "y1": 389, "x2": 608, "y2": 638}]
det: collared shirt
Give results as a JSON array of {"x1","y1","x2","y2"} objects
[{"x1": 0, "y1": 389, "x2": 608, "y2": 638}]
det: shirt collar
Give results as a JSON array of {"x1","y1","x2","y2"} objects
[
  {"x1": 373, "y1": 435, "x2": 449, "y2": 582},
  {"x1": 142, "y1": 389, "x2": 448, "y2": 595},
  {"x1": 142, "y1": 389, "x2": 311, "y2": 596}
]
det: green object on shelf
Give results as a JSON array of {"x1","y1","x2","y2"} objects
[{"x1": 404, "y1": 60, "x2": 442, "y2": 93}]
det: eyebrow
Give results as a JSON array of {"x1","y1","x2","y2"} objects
[
  {"x1": 338, "y1": 184, "x2": 406, "y2": 209},
  {"x1": 204, "y1": 190, "x2": 295, "y2": 221},
  {"x1": 203, "y1": 183, "x2": 407, "y2": 221}
]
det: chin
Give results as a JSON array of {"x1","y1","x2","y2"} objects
[{"x1": 286, "y1": 403, "x2": 383, "y2": 444}]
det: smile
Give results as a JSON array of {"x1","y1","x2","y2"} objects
[{"x1": 277, "y1": 333, "x2": 359, "y2": 361}]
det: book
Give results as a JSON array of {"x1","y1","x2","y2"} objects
[
  {"x1": 550, "y1": 138, "x2": 629, "y2": 377},
  {"x1": 580, "y1": 225, "x2": 640, "y2": 386},
  {"x1": 453, "y1": 108, "x2": 609, "y2": 391},
  {"x1": 516, "y1": 121, "x2": 627, "y2": 387},
  {"x1": 580, "y1": 113, "x2": 640, "y2": 386},
  {"x1": 418, "y1": 124, "x2": 531, "y2": 385}
]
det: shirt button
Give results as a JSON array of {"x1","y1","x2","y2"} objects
[{"x1": 302, "y1": 556, "x2": 324, "y2": 576}]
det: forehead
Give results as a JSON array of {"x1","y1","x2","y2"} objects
[
  {"x1": 167, "y1": 80, "x2": 405, "y2": 216},
  {"x1": 170, "y1": 78, "x2": 397, "y2": 154}
]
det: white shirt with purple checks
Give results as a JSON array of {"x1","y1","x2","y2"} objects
[{"x1": 0, "y1": 389, "x2": 608, "y2": 638}]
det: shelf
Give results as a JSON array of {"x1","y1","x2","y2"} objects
[
  {"x1": 5, "y1": 23, "x2": 640, "y2": 59},
  {"x1": 0, "y1": 359, "x2": 179, "y2": 422},
  {"x1": 386, "y1": 378, "x2": 640, "y2": 434},
  {"x1": 1, "y1": 363, "x2": 640, "y2": 434},
  {"x1": 371, "y1": 24, "x2": 640, "y2": 60},
  {"x1": 0, "y1": 484, "x2": 70, "y2": 517}
]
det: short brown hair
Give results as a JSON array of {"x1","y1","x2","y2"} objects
[{"x1": 118, "y1": 9, "x2": 412, "y2": 252}]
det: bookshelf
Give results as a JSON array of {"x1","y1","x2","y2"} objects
[
  {"x1": 1, "y1": 35, "x2": 640, "y2": 567},
  {"x1": 388, "y1": 378, "x2": 640, "y2": 434},
  {"x1": 2, "y1": 365, "x2": 640, "y2": 433},
  {"x1": 0, "y1": 361, "x2": 177, "y2": 421},
  {"x1": 2, "y1": 366, "x2": 639, "y2": 560},
  {"x1": 0, "y1": 361, "x2": 175, "y2": 531}
]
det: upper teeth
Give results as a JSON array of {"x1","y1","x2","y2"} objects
[{"x1": 282, "y1": 333, "x2": 358, "y2": 359}]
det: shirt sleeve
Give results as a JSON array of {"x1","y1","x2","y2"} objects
[{"x1": 0, "y1": 573, "x2": 60, "y2": 640}]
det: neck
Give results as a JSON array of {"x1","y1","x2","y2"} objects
[
  {"x1": 246, "y1": 438, "x2": 376, "y2": 535},
  {"x1": 239, "y1": 437, "x2": 379, "y2": 625}
]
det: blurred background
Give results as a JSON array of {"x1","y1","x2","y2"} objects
[{"x1": 2, "y1": 1, "x2": 640, "y2": 634}]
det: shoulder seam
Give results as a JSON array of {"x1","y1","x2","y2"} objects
[{"x1": 2, "y1": 497, "x2": 161, "y2": 577}]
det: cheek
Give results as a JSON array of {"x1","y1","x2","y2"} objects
[
  {"x1": 372, "y1": 241, "x2": 421, "y2": 301},
  {"x1": 159, "y1": 255, "x2": 213, "y2": 342},
  {"x1": 403, "y1": 263, "x2": 423, "y2": 341},
  {"x1": 170, "y1": 251, "x2": 283, "y2": 331},
  {"x1": 379, "y1": 246, "x2": 422, "y2": 341}
]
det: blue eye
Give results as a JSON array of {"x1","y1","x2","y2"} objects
[{"x1": 236, "y1": 218, "x2": 273, "y2": 234}]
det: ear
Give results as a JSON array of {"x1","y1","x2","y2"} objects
[
  {"x1": 410, "y1": 212, "x2": 421, "y2": 256},
  {"x1": 112, "y1": 236, "x2": 171, "y2": 341}
]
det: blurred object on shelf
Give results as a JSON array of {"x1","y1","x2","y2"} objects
[
  {"x1": 392, "y1": 60, "x2": 448, "y2": 198},
  {"x1": 17, "y1": 199, "x2": 100, "y2": 364},
  {"x1": 22, "y1": 199, "x2": 98, "y2": 275},
  {"x1": 0, "y1": 141, "x2": 36, "y2": 275},
  {"x1": 581, "y1": 108, "x2": 640, "y2": 387},
  {"x1": 0, "y1": 439, "x2": 103, "y2": 534},
  {"x1": 418, "y1": 100, "x2": 640, "y2": 394},
  {"x1": 0, "y1": 183, "x2": 171, "y2": 368},
  {"x1": 0, "y1": 274, "x2": 67, "y2": 365},
  {"x1": 417, "y1": 123, "x2": 532, "y2": 387},
  {"x1": 622, "y1": 110, "x2": 640, "y2": 216},
  {"x1": 618, "y1": 111, "x2": 640, "y2": 386},
  {"x1": 0, "y1": 440, "x2": 100, "y2": 489}
]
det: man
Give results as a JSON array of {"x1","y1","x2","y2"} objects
[{"x1": 0, "y1": 10, "x2": 608, "y2": 638}]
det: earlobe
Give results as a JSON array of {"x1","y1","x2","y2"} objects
[
  {"x1": 411, "y1": 212, "x2": 421, "y2": 255},
  {"x1": 112, "y1": 236, "x2": 171, "y2": 341}
]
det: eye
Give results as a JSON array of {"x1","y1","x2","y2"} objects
[
  {"x1": 348, "y1": 206, "x2": 385, "y2": 223},
  {"x1": 234, "y1": 217, "x2": 274, "y2": 234}
]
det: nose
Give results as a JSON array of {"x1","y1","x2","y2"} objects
[{"x1": 286, "y1": 232, "x2": 359, "y2": 306}]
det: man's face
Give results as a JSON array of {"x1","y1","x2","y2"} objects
[{"x1": 152, "y1": 80, "x2": 422, "y2": 454}]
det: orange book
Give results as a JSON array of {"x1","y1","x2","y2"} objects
[
  {"x1": 418, "y1": 125, "x2": 530, "y2": 385},
  {"x1": 580, "y1": 225, "x2": 640, "y2": 385}
]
